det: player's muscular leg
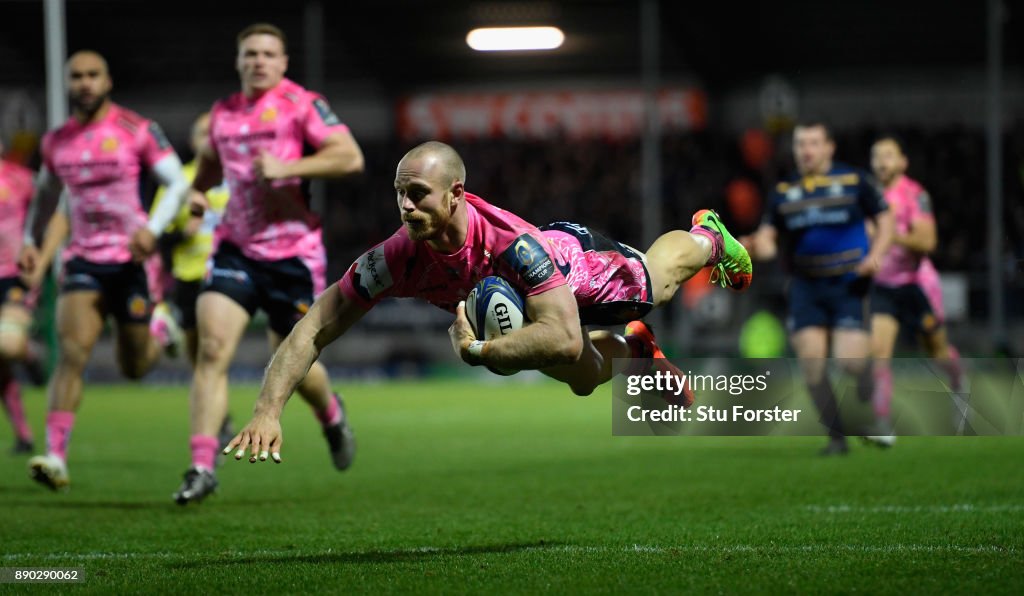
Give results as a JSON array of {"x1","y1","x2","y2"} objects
[
  {"x1": 920, "y1": 326, "x2": 953, "y2": 360},
  {"x1": 114, "y1": 322, "x2": 162, "y2": 379},
  {"x1": 542, "y1": 329, "x2": 626, "y2": 396},
  {"x1": 791, "y1": 327, "x2": 829, "y2": 384},
  {"x1": 644, "y1": 231, "x2": 713, "y2": 307},
  {"x1": 833, "y1": 328, "x2": 870, "y2": 375},
  {"x1": 191, "y1": 292, "x2": 250, "y2": 436},
  {"x1": 870, "y1": 314, "x2": 900, "y2": 361},
  {"x1": 49, "y1": 292, "x2": 105, "y2": 412},
  {"x1": 0, "y1": 304, "x2": 32, "y2": 362},
  {"x1": 268, "y1": 328, "x2": 332, "y2": 411}
]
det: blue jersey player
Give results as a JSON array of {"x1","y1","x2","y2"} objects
[{"x1": 746, "y1": 121, "x2": 894, "y2": 455}]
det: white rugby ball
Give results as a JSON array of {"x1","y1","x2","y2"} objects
[{"x1": 465, "y1": 276, "x2": 526, "y2": 375}]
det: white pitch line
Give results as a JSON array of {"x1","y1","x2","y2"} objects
[
  {"x1": 805, "y1": 504, "x2": 1024, "y2": 514},
  {"x1": 3, "y1": 543, "x2": 1016, "y2": 562}
]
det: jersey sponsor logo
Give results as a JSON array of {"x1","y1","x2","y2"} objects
[
  {"x1": 501, "y1": 233, "x2": 554, "y2": 287},
  {"x1": 148, "y1": 122, "x2": 171, "y2": 151},
  {"x1": 353, "y1": 248, "x2": 393, "y2": 300},
  {"x1": 312, "y1": 98, "x2": 341, "y2": 126}
]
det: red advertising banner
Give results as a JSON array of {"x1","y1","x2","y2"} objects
[{"x1": 397, "y1": 88, "x2": 707, "y2": 140}]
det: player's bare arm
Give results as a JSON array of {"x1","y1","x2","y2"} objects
[
  {"x1": 20, "y1": 191, "x2": 70, "y2": 289},
  {"x1": 188, "y1": 144, "x2": 223, "y2": 216},
  {"x1": 894, "y1": 216, "x2": 937, "y2": 254},
  {"x1": 450, "y1": 283, "x2": 584, "y2": 370},
  {"x1": 224, "y1": 284, "x2": 368, "y2": 463},
  {"x1": 253, "y1": 129, "x2": 365, "y2": 183},
  {"x1": 857, "y1": 210, "x2": 895, "y2": 276}
]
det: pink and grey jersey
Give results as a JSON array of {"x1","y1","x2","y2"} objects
[
  {"x1": 875, "y1": 175, "x2": 935, "y2": 288},
  {"x1": 41, "y1": 103, "x2": 174, "y2": 264},
  {"x1": 0, "y1": 160, "x2": 34, "y2": 278},
  {"x1": 339, "y1": 194, "x2": 652, "y2": 325},
  {"x1": 209, "y1": 78, "x2": 350, "y2": 264}
]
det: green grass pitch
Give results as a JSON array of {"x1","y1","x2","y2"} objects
[{"x1": 1, "y1": 379, "x2": 1021, "y2": 593}]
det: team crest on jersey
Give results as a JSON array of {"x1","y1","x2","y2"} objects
[
  {"x1": 260, "y1": 107, "x2": 278, "y2": 122},
  {"x1": 101, "y1": 136, "x2": 119, "y2": 152},
  {"x1": 501, "y1": 234, "x2": 554, "y2": 287},
  {"x1": 294, "y1": 300, "x2": 310, "y2": 315},
  {"x1": 312, "y1": 98, "x2": 341, "y2": 126},
  {"x1": 785, "y1": 186, "x2": 802, "y2": 201},
  {"x1": 128, "y1": 294, "x2": 150, "y2": 318},
  {"x1": 352, "y1": 248, "x2": 393, "y2": 300}
]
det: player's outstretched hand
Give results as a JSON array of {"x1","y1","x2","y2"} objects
[
  {"x1": 223, "y1": 414, "x2": 284, "y2": 464},
  {"x1": 448, "y1": 300, "x2": 478, "y2": 363}
]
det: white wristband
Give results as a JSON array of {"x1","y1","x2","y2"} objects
[{"x1": 467, "y1": 340, "x2": 486, "y2": 362}]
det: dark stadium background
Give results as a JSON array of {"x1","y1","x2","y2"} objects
[{"x1": 0, "y1": 0, "x2": 1021, "y2": 371}]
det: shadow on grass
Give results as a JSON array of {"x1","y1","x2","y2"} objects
[{"x1": 170, "y1": 540, "x2": 563, "y2": 568}]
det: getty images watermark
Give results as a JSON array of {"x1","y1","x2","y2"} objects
[{"x1": 612, "y1": 358, "x2": 1024, "y2": 437}]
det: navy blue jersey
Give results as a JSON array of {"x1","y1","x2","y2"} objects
[{"x1": 765, "y1": 162, "x2": 887, "y2": 279}]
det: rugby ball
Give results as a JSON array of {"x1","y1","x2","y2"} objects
[{"x1": 465, "y1": 276, "x2": 526, "y2": 375}]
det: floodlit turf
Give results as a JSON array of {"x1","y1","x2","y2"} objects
[{"x1": 1, "y1": 379, "x2": 1022, "y2": 593}]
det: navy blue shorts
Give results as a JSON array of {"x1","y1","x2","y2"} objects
[
  {"x1": 871, "y1": 283, "x2": 941, "y2": 334},
  {"x1": 201, "y1": 243, "x2": 316, "y2": 337},
  {"x1": 786, "y1": 275, "x2": 870, "y2": 333},
  {"x1": 60, "y1": 258, "x2": 153, "y2": 324}
]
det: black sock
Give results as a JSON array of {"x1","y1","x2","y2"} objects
[{"x1": 808, "y1": 379, "x2": 845, "y2": 439}]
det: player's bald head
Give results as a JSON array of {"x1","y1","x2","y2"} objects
[
  {"x1": 400, "y1": 141, "x2": 467, "y2": 188},
  {"x1": 66, "y1": 50, "x2": 109, "y2": 76}
]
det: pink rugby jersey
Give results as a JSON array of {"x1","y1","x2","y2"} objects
[
  {"x1": 209, "y1": 78, "x2": 350, "y2": 267},
  {"x1": 42, "y1": 104, "x2": 174, "y2": 264},
  {"x1": 339, "y1": 194, "x2": 566, "y2": 313},
  {"x1": 875, "y1": 175, "x2": 936, "y2": 288},
  {"x1": 0, "y1": 160, "x2": 34, "y2": 278},
  {"x1": 339, "y1": 194, "x2": 652, "y2": 323}
]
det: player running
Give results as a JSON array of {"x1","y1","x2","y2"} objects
[
  {"x1": 172, "y1": 23, "x2": 366, "y2": 504},
  {"x1": 745, "y1": 121, "x2": 894, "y2": 455},
  {"x1": 19, "y1": 50, "x2": 189, "y2": 490},
  {"x1": 0, "y1": 142, "x2": 43, "y2": 454},
  {"x1": 222, "y1": 141, "x2": 751, "y2": 465},
  {"x1": 866, "y1": 135, "x2": 964, "y2": 445}
]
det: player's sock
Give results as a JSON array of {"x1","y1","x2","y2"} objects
[
  {"x1": 190, "y1": 435, "x2": 219, "y2": 471},
  {"x1": 936, "y1": 345, "x2": 964, "y2": 392},
  {"x1": 688, "y1": 226, "x2": 723, "y2": 266},
  {"x1": 45, "y1": 411, "x2": 75, "y2": 462},
  {"x1": 872, "y1": 365, "x2": 893, "y2": 420},
  {"x1": 855, "y1": 365, "x2": 874, "y2": 404},
  {"x1": 314, "y1": 393, "x2": 343, "y2": 428},
  {"x1": 807, "y1": 379, "x2": 845, "y2": 439},
  {"x1": 2, "y1": 379, "x2": 33, "y2": 442}
]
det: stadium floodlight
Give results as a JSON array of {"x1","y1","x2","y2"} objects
[{"x1": 466, "y1": 26, "x2": 565, "y2": 51}]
